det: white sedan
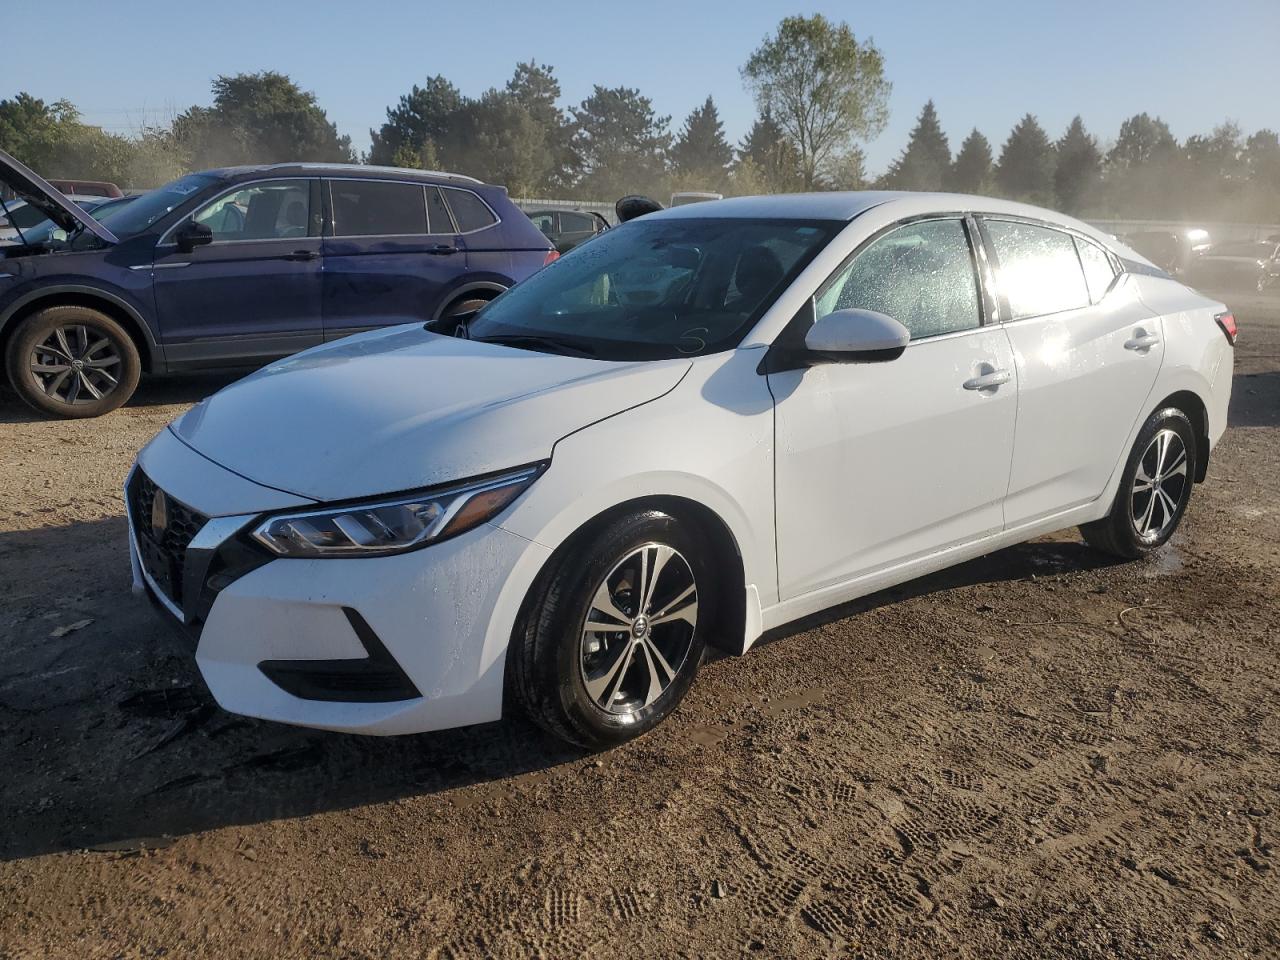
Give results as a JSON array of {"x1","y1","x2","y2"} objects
[{"x1": 126, "y1": 192, "x2": 1236, "y2": 747}]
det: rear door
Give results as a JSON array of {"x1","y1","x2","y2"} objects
[
  {"x1": 152, "y1": 178, "x2": 323, "y2": 367},
  {"x1": 556, "y1": 210, "x2": 601, "y2": 251},
  {"x1": 982, "y1": 218, "x2": 1165, "y2": 526},
  {"x1": 321, "y1": 179, "x2": 463, "y2": 340}
]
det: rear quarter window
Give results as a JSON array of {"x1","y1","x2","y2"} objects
[
  {"x1": 444, "y1": 188, "x2": 498, "y2": 233},
  {"x1": 1075, "y1": 237, "x2": 1117, "y2": 303}
]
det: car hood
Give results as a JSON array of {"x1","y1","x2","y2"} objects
[
  {"x1": 171, "y1": 326, "x2": 691, "y2": 502},
  {"x1": 0, "y1": 148, "x2": 118, "y2": 244}
]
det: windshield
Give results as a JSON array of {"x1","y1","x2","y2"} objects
[
  {"x1": 467, "y1": 217, "x2": 838, "y2": 360},
  {"x1": 99, "y1": 173, "x2": 217, "y2": 236}
]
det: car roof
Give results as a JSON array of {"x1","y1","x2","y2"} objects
[
  {"x1": 649, "y1": 190, "x2": 1134, "y2": 257},
  {"x1": 202, "y1": 162, "x2": 484, "y2": 187}
]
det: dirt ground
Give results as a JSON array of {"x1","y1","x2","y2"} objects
[{"x1": 1, "y1": 289, "x2": 1277, "y2": 960}]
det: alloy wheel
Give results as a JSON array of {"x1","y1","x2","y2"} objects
[
  {"x1": 29, "y1": 324, "x2": 122, "y2": 405},
  {"x1": 1131, "y1": 428, "x2": 1189, "y2": 540},
  {"x1": 579, "y1": 542, "x2": 698, "y2": 715}
]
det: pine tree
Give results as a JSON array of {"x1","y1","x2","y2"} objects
[
  {"x1": 670, "y1": 96, "x2": 733, "y2": 188},
  {"x1": 735, "y1": 111, "x2": 803, "y2": 192},
  {"x1": 1053, "y1": 116, "x2": 1101, "y2": 213},
  {"x1": 947, "y1": 128, "x2": 993, "y2": 194},
  {"x1": 995, "y1": 114, "x2": 1056, "y2": 204},
  {"x1": 882, "y1": 100, "x2": 950, "y2": 191}
]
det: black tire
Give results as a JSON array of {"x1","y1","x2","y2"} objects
[
  {"x1": 1079, "y1": 406, "x2": 1197, "y2": 559},
  {"x1": 509, "y1": 510, "x2": 713, "y2": 749},
  {"x1": 5, "y1": 305, "x2": 141, "y2": 418}
]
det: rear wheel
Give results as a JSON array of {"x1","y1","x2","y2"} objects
[
  {"x1": 5, "y1": 305, "x2": 141, "y2": 418},
  {"x1": 1080, "y1": 407, "x2": 1196, "y2": 558},
  {"x1": 509, "y1": 510, "x2": 711, "y2": 749}
]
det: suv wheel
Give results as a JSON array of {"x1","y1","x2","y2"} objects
[{"x1": 5, "y1": 305, "x2": 141, "y2": 418}]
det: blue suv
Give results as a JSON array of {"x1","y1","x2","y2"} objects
[{"x1": 0, "y1": 150, "x2": 555, "y2": 417}]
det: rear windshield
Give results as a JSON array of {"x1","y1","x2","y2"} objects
[{"x1": 101, "y1": 174, "x2": 217, "y2": 236}]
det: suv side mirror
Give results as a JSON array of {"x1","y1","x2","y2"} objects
[
  {"x1": 803, "y1": 308, "x2": 910, "y2": 363},
  {"x1": 175, "y1": 219, "x2": 213, "y2": 253}
]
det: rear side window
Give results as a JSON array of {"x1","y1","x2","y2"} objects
[
  {"x1": 1075, "y1": 237, "x2": 1116, "y2": 303},
  {"x1": 425, "y1": 186, "x2": 454, "y2": 234},
  {"x1": 330, "y1": 180, "x2": 427, "y2": 236},
  {"x1": 444, "y1": 188, "x2": 498, "y2": 232},
  {"x1": 986, "y1": 220, "x2": 1090, "y2": 319}
]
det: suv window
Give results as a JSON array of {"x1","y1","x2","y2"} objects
[
  {"x1": 1075, "y1": 237, "x2": 1116, "y2": 303},
  {"x1": 986, "y1": 220, "x2": 1090, "y2": 319},
  {"x1": 443, "y1": 188, "x2": 498, "y2": 232},
  {"x1": 330, "y1": 180, "x2": 427, "y2": 236},
  {"x1": 424, "y1": 186, "x2": 455, "y2": 234},
  {"x1": 560, "y1": 212, "x2": 595, "y2": 232},
  {"x1": 817, "y1": 218, "x2": 982, "y2": 340},
  {"x1": 194, "y1": 180, "x2": 311, "y2": 241}
]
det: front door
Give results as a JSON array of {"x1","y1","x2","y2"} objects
[
  {"x1": 152, "y1": 178, "x2": 323, "y2": 368},
  {"x1": 770, "y1": 217, "x2": 1018, "y2": 600}
]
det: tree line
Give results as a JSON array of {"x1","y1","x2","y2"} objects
[{"x1": 1, "y1": 13, "x2": 1277, "y2": 223}]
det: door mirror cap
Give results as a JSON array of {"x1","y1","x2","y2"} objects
[
  {"x1": 804, "y1": 308, "x2": 910, "y2": 363},
  {"x1": 175, "y1": 219, "x2": 213, "y2": 253}
]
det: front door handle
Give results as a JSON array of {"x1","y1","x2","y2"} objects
[
  {"x1": 1124, "y1": 333, "x2": 1161, "y2": 351},
  {"x1": 428, "y1": 244, "x2": 458, "y2": 256},
  {"x1": 963, "y1": 369, "x2": 1011, "y2": 391},
  {"x1": 283, "y1": 250, "x2": 319, "y2": 261}
]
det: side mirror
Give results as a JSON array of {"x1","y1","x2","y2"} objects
[
  {"x1": 803, "y1": 308, "x2": 910, "y2": 363},
  {"x1": 175, "y1": 219, "x2": 213, "y2": 253}
]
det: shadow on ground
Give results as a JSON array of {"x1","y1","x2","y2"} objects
[
  {"x1": 0, "y1": 373, "x2": 242, "y2": 424},
  {"x1": 1, "y1": 514, "x2": 1121, "y2": 861}
]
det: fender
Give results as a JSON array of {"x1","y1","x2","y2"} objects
[
  {"x1": 432, "y1": 278, "x2": 511, "y2": 321},
  {"x1": 0, "y1": 282, "x2": 163, "y2": 370}
]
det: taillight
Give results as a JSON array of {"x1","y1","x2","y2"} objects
[
  {"x1": 543, "y1": 249, "x2": 560, "y2": 266},
  {"x1": 1214, "y1": 311, "x2": 1238, "y2": 345}
]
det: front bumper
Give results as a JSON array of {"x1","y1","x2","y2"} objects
[{"x1": 127, "y1": 429, "x2": 551, "y2": 735}]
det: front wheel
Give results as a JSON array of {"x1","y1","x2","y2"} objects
[
  {"x1": 1080, "y1": 407, "x2": 1197, "y2": 558},
  {"x1": 509, "y1": 510, "x2": 712, "y2": 749},
  {"x1": 5, "y1": 305, "x2": 141, "y2": 418}
]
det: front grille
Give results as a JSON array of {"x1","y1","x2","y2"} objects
[{"x1": 129, "y1": 470, "x2": 208, "y2": 609}]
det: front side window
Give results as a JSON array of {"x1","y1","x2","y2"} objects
[
  {"x1": 1075, "y1": 237, "x2": 1116, "y2": 303},
  {"x1": 444, "y1": 188, "x2": 498, "y2": 232},
  {"x1": 467, "y1": 217, "x2": 838, "y2": 360},
  {"x1": 330, "y1": 180, "x2": 427, "y2": 236},
  {"x1": 194, "y1": 180, "x2": 311, "y2": 241},
  {"x1": 529, "y1": 212, "x2": 556, "y2": 235},
  {"x1": 817, "y1": 219, "x2": 982, "y2": 340},
  {"x1": 986, "y1": 220, "x2": 1091, "y2": 319}
]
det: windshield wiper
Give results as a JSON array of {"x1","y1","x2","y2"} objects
[{"x1": 473, "y1": 334, "x2": 597, "y2": 358}]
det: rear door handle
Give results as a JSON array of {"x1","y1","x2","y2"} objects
[
  {"x1": 283, "y1": 250, "x2": 319, "y2": 261},
  {"x1": 428, "y1": 244, "x2": 458, "y2": 256},
  {"x1": 963, "y1": 369, "x2": 1011, "y2": 391},
  {"x1": 1124, "y1": 333, "x2": 1161, "y2": 351}
]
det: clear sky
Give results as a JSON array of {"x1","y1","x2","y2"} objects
[{"x1": 6, "y1": 0, "x2": 1278, "y2": 176}]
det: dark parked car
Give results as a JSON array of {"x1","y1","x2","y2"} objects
[
  {"x1": 1121, "y1": 229, "x2": 1197, "y2": 276},
  {"x1": 0, "y1": 150, "x2": 555, "y2": 417},
  {"x1": 1187, "y1": 239, "x2": 1280, "y2": 292},
  {"x1": 526, "y1": 208, "x2": 609, "y2": 252}
]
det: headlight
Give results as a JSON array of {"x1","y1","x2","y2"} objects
[{"x1": 250, "y1": 465, "x2": 542, "y2": 558}]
